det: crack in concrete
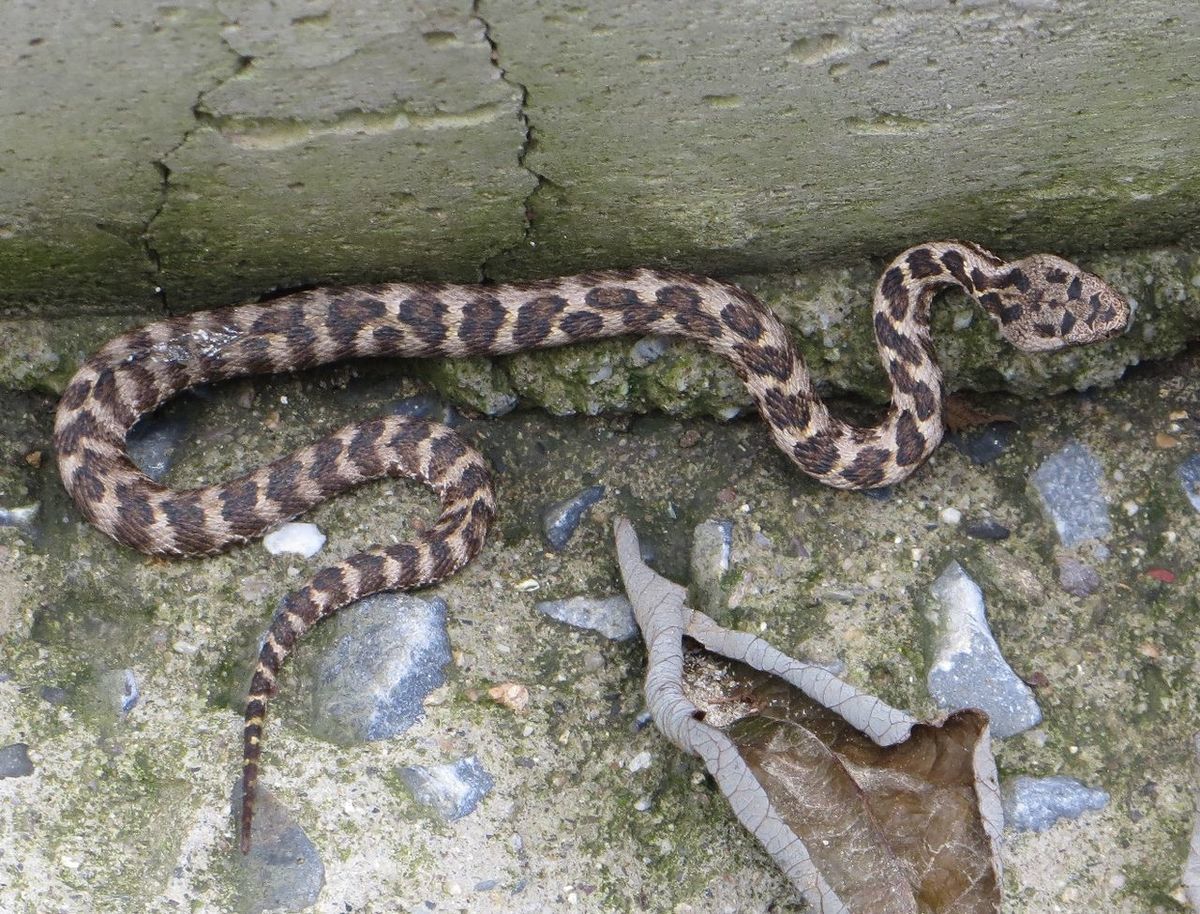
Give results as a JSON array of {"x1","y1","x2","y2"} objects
[
  {"x1": 141, "y1": 22, "x2": 252, "y2": 312},
  {"x1": 473, "y1": 1, "x2": 549, "y2": 282},
  {"x1": 142, "y1": 141, "x2": 188, "y2": 313}
]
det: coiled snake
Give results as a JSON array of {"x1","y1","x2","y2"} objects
[{"x1": 51, "y1": 241, "x2": 1129, "y2": 851}]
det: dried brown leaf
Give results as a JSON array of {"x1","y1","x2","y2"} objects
[
  {"x1": 944, "y1": 395, "x2": 1015, "y2": 433},
  {"x1": 732, "y1": 710, "x2": 1000, "y2": 914}
]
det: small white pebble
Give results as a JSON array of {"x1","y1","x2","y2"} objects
[
  {"x1": 634, "y1": 796, "x2": 652, "y2": 812},
  {"x1": 280, "y1": 395, "x2": 288, "y2": 405},
  {"x1": 514, "y1": 578, "x2": 540, "y2": 592},
  {"x1": 1122, "y1": 500, "x2": 1140, "y2": 517},
  {"x1": 173, "y1": 640, "x2": 199, "y2": 655},
  {"x1": 263, "y1": 522, "x2": 326, "y2": 557},
  {"x1": 628, "y1": 751, "x2": 653, "y2": 773},
  {"x1": 939, "y1": 507, "x2": 962, "y2": 525}
]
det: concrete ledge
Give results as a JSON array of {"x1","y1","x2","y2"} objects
[{"x1": 2, "y1": 1, "x2": 1197, "y2": 319}]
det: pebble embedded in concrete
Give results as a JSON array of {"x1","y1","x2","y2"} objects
[
  {"x1": 690, "y1": 518, "x2": 733, "y2": 611},
  {"x1": 263, "y1": 522, "x2": 326, "y2": 558},
  {"x1": 926, "y1": 561, "x2": 1042, "y2": 738},
  {"x1": 1032, "y1": 442, "x2": 1111, "y2": 547},
  {"x1": 630, "y1": 336, "x2": 669, "y2": 367},
  {"x1": 939, "y1": 506, "x2": 962, "y2": 525},
  {"x1": 1179, "y1": 454, "x2": 1200, "y2": 512},
  {"x1": 397, "y1": 755, "x2": 494, "y2": 822},
  {"x1": 98, "y1": 668, "x2": 139, "y2": 717},
  {"x1": 232, "y1": 781, "x2": 325, "y2": 914},
  {"x1": 1056, "y1": 555, "x2": 1102, "y2": 597},
  {"x1": 39, "y1": 685, "x2": 67, "y2": 706},
  {"x1": 0, "y1": 503, "x2": 39, "y2": 530},
  {"x1": 964, "y1": 517, "x2": 1011, "y2": 540},
  {"x1": 390, "y1": 393, "x2": 463, "y2": 427},
  {"x1": 949, "y1": 422, "x2": 1017, "y2": 465},
  {"x1": 1002, "y1": 775, "x2": 1109, "y2": 832},
  {"x1": 297, "y1": 594, "x2": 452, "y2": 744},
  {"x1": 860, "y1": 485, "x2": 893, "y2": 501},
  {"x1": 0, "y1": 743, "x2": 33, "y2": 778},
  {"x1": 126, "y1": 411, "x2": 189, "y2": 482},
  {"x1": 536, "y1": 595, "x2": 638, "y2": 641},
  {"x1": 541, "y1": 484, "x2": 605, "y2": 551}
]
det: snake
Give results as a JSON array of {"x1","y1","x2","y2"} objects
[{"x1": 51, "y1": 241, "x2": 1129, "y2": 851}]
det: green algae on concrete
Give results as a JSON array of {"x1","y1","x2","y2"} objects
[
  {"x1": 0, "y1": 1, "x2": 239, "y2": 314},
  {"x1": 3, "y1": 1, "x2": 1199, "y2": 320},
  {"x1": 4, "y1": 342, "x2": 1200, "y2": 911},
  {"x1": 0, "y1": 314, "x2": 147, "y2": 395},
  {"x1": 482, "y1": 0, "x2": 1200, "y2": 281},
  {"x1": 148, "y1": 2, "x2": 536, "y2": 310},
  {"x1": 11, "y1": 242, "x2": 1196, "y2": 410}
]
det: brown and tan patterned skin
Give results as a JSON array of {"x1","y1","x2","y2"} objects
[{"x1": 51, "y1": 241, "x2": 1129, "y2": 851}]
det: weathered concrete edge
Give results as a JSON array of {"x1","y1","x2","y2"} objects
[{"x1": 2, "y1": 242, "x2": 1196, "y2": 411}]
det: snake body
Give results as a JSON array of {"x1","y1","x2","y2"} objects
[{"x1": 52, "y1": 241, "x2": 1129, "y2": 850}]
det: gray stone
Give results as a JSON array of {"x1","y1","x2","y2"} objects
[
  {"x1": 0, "y1": 503, "x2": 39, "y2": 530},
  {"x1": 1056, "y1": 556, "x2": 1102, "y2": 597},
  {"x1": 860, "y1": 485, "x2": 893, "y2": 502},
  {"x1": 1002, "y1": 775, "x2": 1109, "y2": 833},
  {"x1": 39, "y1": 685, "x2": 67, "y2": 706},
  {"x1": 98, "y1": 668, "x2": 140, "y2": 717},
  {"x1": 297, "y1": 593, "x2": 452, "y2": 745},
  {"x1": 232, "y1": 781, "x2": 325, "y2": 914},
  {"x1": 541, "y1": 484, "x2": 605, "y2": 551},
  {"x1": 397, "y1": 755, "x2": 494, "y2": 822},
  {"x1": 690, "y1": 519, "x2": 733, "y2": 612},
  {"x1": 126, "y1": 413, "x2": 189, "y2": 482},
  {"x1": 536, "y1": 595, "x2": 638, "y2": 641},
  {"x1": 0, "y1": 743, "x2": 33, "y2": 778},
  {"x1": 964, "y1": 518, "x2": 1011, "y2": 541},
  {"x1": 630, "y1": 336, "x2": 670, "y2": 367},
  {"x1": 1032, "y1": 442, "x2": 1111, "y2": 548},
  {"x1": 389, "y1": 393, "x2": 461, "y2": 427},
  {"x1": 926, "y1": 561, "x2": 1042, "y2": 738},
  {"x1": 1179, "y1": 454, "x2": 1200, "y2": 513},
  {"x1": 948, "y1": 423, "x2": 1017, "y2": 466}
]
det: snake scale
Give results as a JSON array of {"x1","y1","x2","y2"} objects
[{"x1": 52, "y1": 241, "x2": 1129, "y2": 851}]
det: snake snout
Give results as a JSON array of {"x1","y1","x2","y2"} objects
[
  {"x1": 999, "y1": 254, "x2": 1131, "y2": 352},
  {"x1": 1062, "y1": 270, "x2": 1132, "y2": 347}
]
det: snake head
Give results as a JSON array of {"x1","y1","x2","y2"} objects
[{"x1": 991, "y1": 254, "x2": 1131, "y2": 353}]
